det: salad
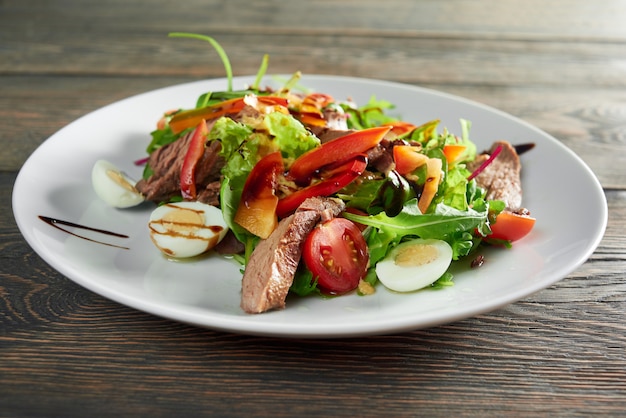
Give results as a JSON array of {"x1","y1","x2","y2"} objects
[{"x1": 91, "y1": 33, "x2": 536, "y2": 314}]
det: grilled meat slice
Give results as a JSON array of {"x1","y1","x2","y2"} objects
[
  {"x1": 240, "y1": 197, "x2": 345, "y2": 314},
  {"x1": 467, "y1": 140, "x2": 523, "y2": 209},
  {"x1": 135, "y1": 122, "x2": 224, "y2": 205}
]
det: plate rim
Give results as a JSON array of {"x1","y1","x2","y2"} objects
[{"x1": 12, "y1": 74, "x2": 608, "y2": 338}]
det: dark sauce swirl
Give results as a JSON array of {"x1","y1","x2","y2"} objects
[{"x1": 39, "y1": 216, "x2": 130, "y2": 250}]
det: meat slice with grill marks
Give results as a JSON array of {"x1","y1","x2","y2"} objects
[
  {"x1": 467, "y1": 140, "x2": 523, "y2": 209},
  {"x1": 135, "y1": 121, "x2": 224, "y2": 205},
  {"x1": 240, "y1": 197, "x2": 345, "y2": 314}
]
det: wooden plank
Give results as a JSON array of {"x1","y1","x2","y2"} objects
[
  {"x1": 2, "y1": 1, "x2": 626, "y2": 415},
  {"x1": 3, "y1": 27, "x2": 626, "y2": 90},
  {"x1": 2, "y1": 177, "x2": 625, "y2": 416},
  {"x1": 3, "y1": 0, "x2": 626, "y2": 41}
]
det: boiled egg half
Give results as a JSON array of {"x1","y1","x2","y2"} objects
[
  {"x1": 148, "y1": 201, "x2": 228, "y2": 258},
  {"x1": 376, "y1": 238, "x2": 453, "y2": 292},
  {"x1": 92, "y1": 160, "x2": 145, "y2": 208}
]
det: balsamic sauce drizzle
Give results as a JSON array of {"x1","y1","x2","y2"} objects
[
  {"x1": 39, "y1": 215, "x2": 130, "y2": 250},
  {"x1": 513, "y1": 142, "x2": 536, "y2": 155}
]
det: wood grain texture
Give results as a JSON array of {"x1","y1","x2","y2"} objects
[{"x1": 1, "y1": 0, "x2": 625, "y2": 416}]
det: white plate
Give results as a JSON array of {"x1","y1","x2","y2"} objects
[{"x1": 12, "y1": 75, "x2": 607, "y2": 338}]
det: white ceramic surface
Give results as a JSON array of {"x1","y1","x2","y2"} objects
[{"x1": 12, "y1": 75, "x2": 607, "y2": 337}]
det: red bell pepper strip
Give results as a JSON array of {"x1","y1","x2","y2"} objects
[
  {"x1": 293, "y1": 112, "x2": 327, "y2": 127},
  {"x1": 288, "y1": 126, "x2": 391, "y2": 186},
  {"x1": 180, "y1": 119, "x2": 209, "y2": 200},
  {"x1": 382, "y1": 121, "x2": 417, "y2": 137},
  {"x1": 276, "y1": 155, "x2": 367, "y2": 218},
  {"x1": 169, "y1": 96, "x2": 289, "y2": 134}
]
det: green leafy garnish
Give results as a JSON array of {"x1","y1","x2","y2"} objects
[{"x1": 168, "y1": 32, "x2": 233, "y2": 92}]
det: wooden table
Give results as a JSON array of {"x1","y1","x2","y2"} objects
[{"x1": 2, "y1": 1, "x2": 625, "y2": 416}]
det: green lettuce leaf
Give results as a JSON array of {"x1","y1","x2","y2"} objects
[
  {"x1": 344, "y1": 198, "x2": 489, "y2": 260},
  {"x1": 264, "y1": 111, "x2": 320, "y2": 160}
]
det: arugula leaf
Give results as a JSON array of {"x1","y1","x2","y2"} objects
[
  {"x1": 345, "y1": 199, "x2": 488, "y2": 240},
  {"x1": 146, "y1": 125, "x2": 189, "y2": 155},
  {"x1": 341, "y1": 96, "x2": 398, "y2": 130},
  {"x1": 430, "y1": 272, "x2": 455, "y2": 289},
  {"x1": 290, "y1": 266, "x2": 320, "y2": 296},
  {"x1": 344, "y1": 198, "x2": 489, "y2": 261},
  {"x1": 363, "y1": 226, "x2": 398, "y2": 266}
]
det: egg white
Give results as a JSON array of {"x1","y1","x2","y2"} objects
[
  {"x1": 148, "y1": 201, "x2": 228, "y2": 258},
  {"x1": 92, "y1": 160, "x2": 145, "y2": 208},
  {"x1": 376, "y1": 238, "x2": 453, "y2": 292}
]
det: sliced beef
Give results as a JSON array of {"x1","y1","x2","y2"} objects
[
  {"x1": 367, "y1": 138, "x2": 410, "y2": 174},
  {"x1": 136, "y1": 121, "x2": 224, "y2": 205},
  {"x1": 308, "y1": 126, "x2": 355, "y2": 144},
  {"x1": 196, "y1": 179, "x2": 221, "y2": 207},
  {"x1": 240, "y1": 197, "x2": 345, "y2": 314},
  {"x1": 467, "y1": 140, "x2": 523, "y2": 209}
]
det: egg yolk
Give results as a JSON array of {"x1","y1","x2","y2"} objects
[
  {"x1": 394, "y1": 244, "x2": 438, "y2": 267},
  {"x1": 158, "y1": 206, "x2": 205, "y2": 235},
  {"x1": 106, "y1": 169, "x2": 139, "y2": 193}
]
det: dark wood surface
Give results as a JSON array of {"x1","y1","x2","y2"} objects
[{"x1": 2, "y1": 1, "x2": 625, "y2": 416}]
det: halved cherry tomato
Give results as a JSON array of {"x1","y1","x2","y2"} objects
[
  {"x1": 180, "y1": 119, "x2": 209, "y2": 200},
  {"x1": 288, "y1": 126, "x2": 391, "y2": 186},
  {"x1": 276, "y1": 155, "x2": 367, "y2": 219},
  {"x1": 234, "y1": 151, "x2": 284, "y2": 239},
  {"x1": 169, "y1": 96, "x2": 289, "y2": 134},
  {"x1": 303, "y1": 217, "x2": 369, "y2": 295},
  {"x1": 393, "y1": 145, "x2": 429, "y2": 175},
  {"x1": 488, "y1": 211, "x2": 536, "y2": 242}
]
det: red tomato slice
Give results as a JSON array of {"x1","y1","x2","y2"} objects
[
  {"x1": 303, "y1": 218, "x2": 369, "y2": 295},
  {"x1": 488, "y1": 211, "x2": 536, "y2": 242},
  {"x1": 382, "y1": 120, "x2": 417, "y2": 136},
  {"x1": 288, "y1": 126, "x2": 391, "y2": 185}
]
